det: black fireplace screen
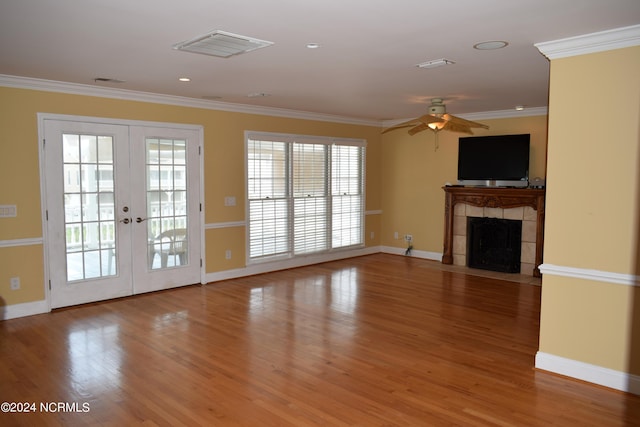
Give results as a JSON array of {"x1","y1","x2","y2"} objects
[{"x1": 467, "y1": 217, "x2": 522, "y2": 273}]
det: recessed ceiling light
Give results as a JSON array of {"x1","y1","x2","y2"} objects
[
  {"x1": 247, "y1": 92, "x2": 270, "y2": 98},
  {"x1": 306, "y1": 43, "x2": 320, "y2": 49},
  {"x1": 473, "y1": 41, "x2": 508, "y2": 50},
  {"x1": 515, "y1": 105, "x2": 525, "y2": 111},
  {"x1": 178, "y1": 77, "x2": 191, "y2": 82}
]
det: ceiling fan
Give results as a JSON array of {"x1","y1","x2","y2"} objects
[{"x1": 382, "y1": 98, "x2": 489, "y2": 136}]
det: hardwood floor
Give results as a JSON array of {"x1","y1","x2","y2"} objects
[{"x1": 1, "y1": 254, "x2": 638, "y2": 426}]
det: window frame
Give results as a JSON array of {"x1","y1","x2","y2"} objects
[{"x1": 245, "y1": 131, "x2": 366, "y2": 264}]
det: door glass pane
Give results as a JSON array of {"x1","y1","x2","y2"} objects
[
  {"x1": 146, "y1": 138, "x2": 189, "y2": 269},
  {"x1": 63, "y1": 133, "x2": 117, "y2": 280},
  {"x1": 174, "y1": 140, "x2": 186, "y2": 165},
  {"x1": 97, "y1": 136, "x2": 113, "y2": 163}
]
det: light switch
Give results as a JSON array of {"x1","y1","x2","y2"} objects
[
  {"x1": 224, "y1": 196, "x2": 236, "y2": 206},
  {"x1": 0, "y1": 205, "x2": 17, "y2": 217}
]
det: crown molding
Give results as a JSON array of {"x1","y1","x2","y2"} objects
[
  {"x1": 0, "y1": 74, "x2": 380, "y2": 127},
  {"x1": 1, "y1": 73, "x2": 548, "y2": 129},
  {"x1": 461, "y1": 107, "x2": 548, "y2": 121},
  {"x1": 535, "y1": 24, "x2": 640, "y2": 60}
]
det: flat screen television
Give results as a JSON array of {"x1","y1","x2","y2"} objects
[{"x1": 457, "y1": 134, "x2": 530, "y2": 187}]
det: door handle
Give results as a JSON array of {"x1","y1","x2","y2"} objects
[
  {"x1": 119, "y1": 218, "x2": 131, "y2": 224},
  {"x1": 136, "y1": 217, "x2": 147, "y2": 223}
]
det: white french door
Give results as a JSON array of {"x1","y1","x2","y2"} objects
[
  {"x1": 42, "y1": 117, "x2": 202, "y2": 309},
  {"x1": 129, "y1": 125, "x2": 201, "y2": 294}
]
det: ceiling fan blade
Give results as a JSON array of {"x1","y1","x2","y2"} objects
[
  {"x1": 415, "y1": 114, "x2": 445, "y2": 125},
  {"x1": 382, "y1": 114, "x2": 444, "y2": 134},
  {"x1": 441, "y1": 120, "x2": 475, "y2": 134},
  {"x1": 381, "y1": 119, "x2": 421, "y2": 134},
  {"x1": 407, "y1": 123, "x2": 430, "y2": 135},
  {"x1": 382, "y1": 123, "x2": 417, "y2": 134},
  {"x1": 442, "y1": 114, "x2": 489, "y2": 129}
]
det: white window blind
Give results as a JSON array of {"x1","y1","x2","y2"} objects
[
  {"x1": 293, "y1": 142, "x2": 328, "y2": 254},
  {"x1": 247, "y1": 139, "x2": 288, "y2": 258},
  {"x1": 246, "y1": 132, "x2": 365, "y2": 262},
  {"x1": 331, "y1": 144, "x2": 363, "y2": 248}
]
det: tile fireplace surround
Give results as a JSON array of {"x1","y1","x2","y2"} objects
[{"x1": 442, "y1": 186, "x2": 546, "y2": 277}]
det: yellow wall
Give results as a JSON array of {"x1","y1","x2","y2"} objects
[
  {"x1": 0, "y1": 245, "x2": 45, "y2": 305},
  {"x1": 540, "y1": 275, "x2": 639, "y2": 372},
  {"x1": 540, "y1": 46, "x2": 640, "y2": 375},
  {"x1": 0, "y1": 86, "x2": 382, "y2": 306},
  {"x1": 380, "y1": 115, "x2": 548, "y2": 253},
  {"x1": 0, "y1": 83, "x2": 548, "y2": 310},
  {"x1": 206, "y1": 226, "x2": 246, "y2": 272},
  {"x1": 544, "y1": 47, "x2": 640, "y2": 274}
]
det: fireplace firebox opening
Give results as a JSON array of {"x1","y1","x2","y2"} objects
[{"x1": 467, "y1": 217, "x2": 522, "y2": 273}]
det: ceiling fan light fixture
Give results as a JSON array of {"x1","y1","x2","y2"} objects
[
  {"x1": 381, "y1": 98, "x2": 488, "y2": 137},
  {"x1": 427, "y1": 98, "x2": 447, "y2": 115},
  {"x1": 416, "y1": 59, "x2": 455, "y2": 69}
]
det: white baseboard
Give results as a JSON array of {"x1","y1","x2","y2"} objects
[
  {"x1": 1, "y1": 299, "x2": 49, "y2": 320},
  {"x1": 380, "y1": 246, "x2": 443, "y2": 261},
  {"x1": 535, "y1": 351, "x2": 640, "y2": 395},
  {"x1": 204, "y1": 246, "x2": 382, "y2": 284},
  {"x1": 204, "y1": 246, "x2": 444, "y2": 284}
]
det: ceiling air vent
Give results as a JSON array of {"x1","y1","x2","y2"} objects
[
  {"x1": 94, "y1": 77, "x2": 125, "y2": 83},
  {"x1": 173, "y1": 30, "x2": 274, "y2": 58}
]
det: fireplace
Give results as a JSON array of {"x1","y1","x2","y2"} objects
[
  {"x1": 467, "y1": 217, "x2": 522, "y2": 273},
  {"x1": 442, "y1": 186, "x2": 545, "y2": 277}
]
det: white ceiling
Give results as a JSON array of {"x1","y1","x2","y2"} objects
[{"x1": 1, "y1": 0, "x2": 639, "y2": 122}]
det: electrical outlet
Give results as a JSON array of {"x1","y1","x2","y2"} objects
[
  {"x1": 10, "y1": 277, "x2": 20, "y2": 290},
  {"x1": 225, "y1": 250, "x2": 232, "y2": 260},
  {"x1": 394, "y1": 232, "x2": 399, "y2": 239},
  {"x1": 370, "y1": 231, "x2": 374, "y2": 240},
  {"x1": 405, "y1": 234, "x2": 413, "y2": 242}
]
